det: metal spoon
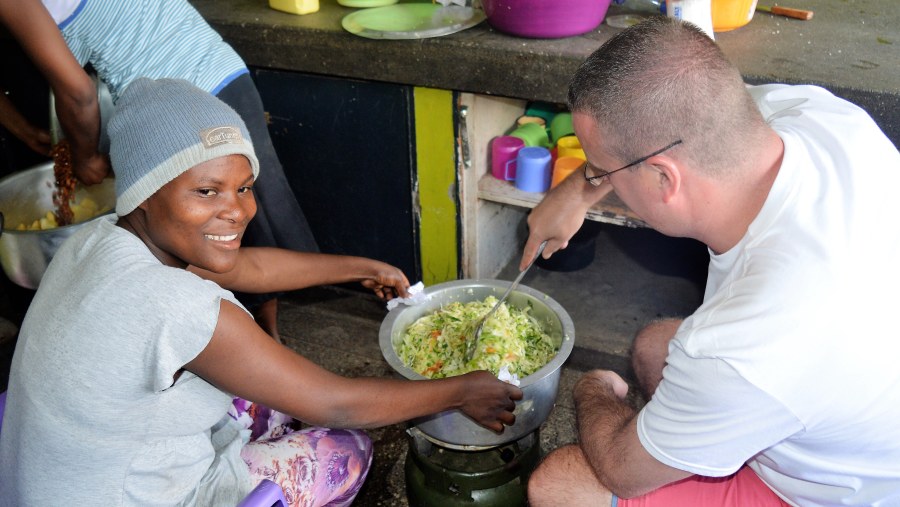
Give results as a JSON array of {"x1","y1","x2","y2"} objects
[{"x1": 465, "y1": 240, "x2": 548, "y2": 362}]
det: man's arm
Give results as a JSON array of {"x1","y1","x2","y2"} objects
[
  {"x1": 520, "y1": 166, "x2": 613, "y2": 270},
  {"x1": 575, "y1": 370, "x2": 692, "y2": 498}
]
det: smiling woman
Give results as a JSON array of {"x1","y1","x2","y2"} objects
[
  {"x1": 108, "y1": 81, "x2": 261, "y2": 273},
  {"x1": 134, "y1": 155, "x2": 257, "y2": 272},
  {"x1": 0, "y1": 78, "x2": 525, "y2": 506}
]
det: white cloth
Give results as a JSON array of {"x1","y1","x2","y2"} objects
[
  {"x1": 386, "y1": 281, "x2": 430, "y2": 311},
  {"x1": 637, "y1": 85, "x2": 900, "y2": 506},
  {"x1": 497, "y1": 364, "x2": 520, "y2": 386},
  {"x1": 0, "y1": 219, "x2": 253, "y2": 506}
]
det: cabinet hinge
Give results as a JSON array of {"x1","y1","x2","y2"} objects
[{"x1": 458, "y1": 105, "x2": 471, "y2": 170}]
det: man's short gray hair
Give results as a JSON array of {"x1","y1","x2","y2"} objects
[{"x1": 567, "y1": 16, "x2": 765, "y2": 176}]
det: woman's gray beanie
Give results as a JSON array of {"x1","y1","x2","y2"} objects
[{"x1": 108, "y1": 78, "x2": 260, "y2": 216}]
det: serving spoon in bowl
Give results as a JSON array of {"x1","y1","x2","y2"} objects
[{"x1": 465, "y1": 240, "x2": 548, "y2": 362}]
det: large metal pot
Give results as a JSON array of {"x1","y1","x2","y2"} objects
[
  {"x1": 379, "y1": 279, "x2": 575, "y2": 449},
  {"x1": 0, "y1": 162, "x2": 116, "y2": 289}
]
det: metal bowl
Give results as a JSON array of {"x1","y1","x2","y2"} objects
[
  {"x1": 0, "y1": 162, "x2": 116, "y2": 289},
  {"x1": 379, "y1": 279, "x2": 575, "y2": 449}
]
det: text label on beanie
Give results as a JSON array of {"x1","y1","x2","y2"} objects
[{"x1": 201, "y1": 126, "x2": 244, "y2": 148}]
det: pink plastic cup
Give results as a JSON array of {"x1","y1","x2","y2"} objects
[{"x1": 491, "y1": 136, "x2": 525, "y2": 181}]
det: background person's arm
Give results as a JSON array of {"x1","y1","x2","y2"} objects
[
  {"x1": 0, "y1": 92, "x2": 50, "y2": 155},
  {"x1": 0, "y1": 0, "x2": 109, "y2": 183}
]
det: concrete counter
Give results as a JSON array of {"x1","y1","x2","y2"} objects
[{"x1": 192, "y1": 0, "x2": 899, "y2": 142}]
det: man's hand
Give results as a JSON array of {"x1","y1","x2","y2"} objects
[{"x1": 520, "y1": 170, "x2": 613, "y2": 270}]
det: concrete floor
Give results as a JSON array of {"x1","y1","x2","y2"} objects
[{"x1": 0, "y1": 222, "x2": 708, "y2": 506}]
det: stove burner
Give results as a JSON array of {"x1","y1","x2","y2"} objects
[{"x1": 404, "y1": 428, "x2": 541, "y2": 507}]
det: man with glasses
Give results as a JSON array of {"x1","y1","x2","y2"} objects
[{"x1": 524, "y1": 16, "x2": 900, "y2": 507}]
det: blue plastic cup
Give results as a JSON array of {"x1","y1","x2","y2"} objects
[{"x1": 515, "y1": 146, "x2": 552, "y2": 193}]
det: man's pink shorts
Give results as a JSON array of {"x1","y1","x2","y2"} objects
[{"x1": 616, "y1": 466, "x2": 791, "y2": 507}]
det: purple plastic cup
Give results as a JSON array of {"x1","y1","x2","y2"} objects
[{"x1": 491, "y1": 136, "x2": 525, "y2": 181}]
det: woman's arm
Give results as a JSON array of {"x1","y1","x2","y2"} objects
[
  {"x1": 189, "y1": 248, "x2": 412, "y2": 299},
  {"x1": 0, "y1": 0, "x2": 109, "y2": 183},
  {"x1": 184, "y1": 300, "x2": 522, "y2": 431}
]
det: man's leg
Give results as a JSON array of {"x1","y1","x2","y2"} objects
[
  {"x1": 616, "y1": 467, "x2": 791, "y2": 507},
  {"x1": 528, "y1": 444, "x2": 614, "y2": 507},
  {"x1": 529, "y1": 446, "x2": 789, "y2": 507},
  {"x1": 630, "y1": 318, "x2": 682, "y2": 399}
]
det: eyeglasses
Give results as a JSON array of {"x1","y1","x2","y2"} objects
[{"x1": 583, "y1": 139, "x2": 683, "y2": 187}]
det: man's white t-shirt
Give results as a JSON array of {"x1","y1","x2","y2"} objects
[{"x1": 637, "y1": 85, "x2": 900, "y2": 506}]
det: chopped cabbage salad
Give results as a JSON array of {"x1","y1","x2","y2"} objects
[{"x1": 398, "y1": 296, "x2": 558, "y2": 379}]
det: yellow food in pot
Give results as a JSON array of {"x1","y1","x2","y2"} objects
[{"x1": 15, "y1": 197, "x2": 110, "y2": 231}]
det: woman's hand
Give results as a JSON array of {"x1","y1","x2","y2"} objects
[
  {"x1": 454, "y1": 370, "x2": 524, "y2": 433},
  {"x1": 359, "y1": 260, "x2": 411, "y2": 300}
]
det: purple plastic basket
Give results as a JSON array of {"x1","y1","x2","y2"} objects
[{"x1": 482, "y1": 0, "x2": 613, "y2": 39}]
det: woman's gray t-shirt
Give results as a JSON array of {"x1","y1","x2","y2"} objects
[{"x1": 0, "y1": 218, "x2": 253, "y2": 505}]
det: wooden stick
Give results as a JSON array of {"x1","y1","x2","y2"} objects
[
  {"x1": 758, "y1": 5, "x2": 814, "y2": 21},
  {"x1": 771, "y1": 6, "x2": 813, "y2": 20}
]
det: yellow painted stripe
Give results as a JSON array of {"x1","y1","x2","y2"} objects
[{"x1": 413, "y1": 87, "x2": 458, "y2": 285}]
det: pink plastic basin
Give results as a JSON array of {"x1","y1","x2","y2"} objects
[{"x1": 482, "y1": 0, "x2": 613, "y2": 39}]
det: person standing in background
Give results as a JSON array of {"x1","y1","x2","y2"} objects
[{"x1": 0, "y1": 0, "x2": 318, "y2": 340}]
